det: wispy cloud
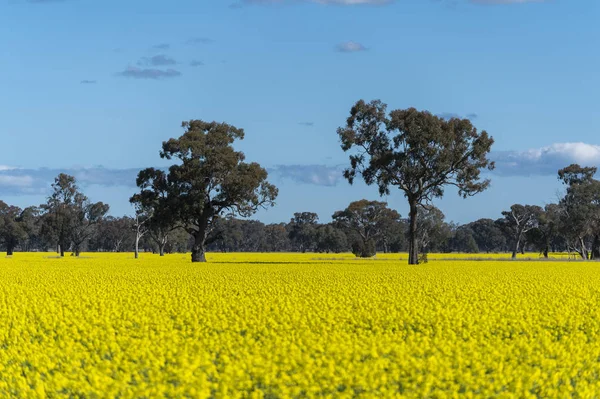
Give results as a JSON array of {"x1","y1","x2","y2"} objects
[
  {"x1": 492, "y1": 143, "x2": 600, "y2": 177},
  {"x1": 298, "y1": 122, "x2": 315, "y2": 127},
  {"x1": 471, "y1": 0, "x2": 547, "y2": 3},
  {"x1": 270, "y1": 143, "x2": 595, "y2": 184},
  {"x1": 336, "y1": 41, "x2": 367, "y2": 52},
  {"x1": 152, "y1": 43, "x2": 170, "y2": 50},
  {"x1": 236, "y1": 0, "x2": 392, "y2": 5},
  {"x1": 80, "y1": 80, "x2": 97, "y2": 84},
  {"x1": 437, "y1": 112, "x2": 478, "y2": 120},
  {"x1": 0, "y1": 167, "x2": 143, "y2": 196},
  {"x1": 269, "y1": 165, "x2": 344, "y2": 186},
  {"x1": 116, "y1": 67, "x2": 182, "y2": 80},
  {"x1": 138, "y1": 54, "x2": 177, "y2": 67},
  {"x1": 190, "y1": 60, "x2": 205, "y2": 67},
  {"x1": 186, "y1": 37, "x2": 214, "y2": 45},
  {"x1": 26, "y1": 0, "x2": 69, "y2": 3}
]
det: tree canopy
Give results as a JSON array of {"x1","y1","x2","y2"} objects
[
  {"x1": 332, "y1": 200, "x2": 400, "y2": 258},
  {"x1": 338, "y1": 100, "x2": 494, "y2": 264},
  {"x1": 134, "y1": 120, "x2": 278, "y2": 262}
]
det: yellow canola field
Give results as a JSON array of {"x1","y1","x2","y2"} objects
[{"x1": 0, "y1": 252, "x2": 599, "y2": 398}]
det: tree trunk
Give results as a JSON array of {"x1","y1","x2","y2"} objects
[
  {"x1": 191, "y1": 213, "x2": 213, "y2": 263},
  {"x1": 408, "y1": 200, "x2": 419, "y2": 265},
  {"x1": 543, "y1": 245, "x2": 549, "y2": 259},
  {"x1": 159, "y1": 244, "x2": 165, "y2": 256},
  {"x1": 512, "y1": 236, "x2": 520, "y2": 259},
  {"x1": 59, "y1": 243, "x2": 65, "y2": 257},
  {"x1": 191, "y1": 234, "x2": 207, "y2": 262},
  {"x1": 580, "y1": 237, "x2": 588, "y2": 260},
  {"x1": 7, "y1": 246, "x2": 13, "y2": 256},
  {"x1": 74, "y1": 245, "x2": 80, "y2": 257},
  {"x1": 135, "y1": 235, "x2": 140, "y2": 259}
]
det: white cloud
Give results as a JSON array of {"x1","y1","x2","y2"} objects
[
  {"x1": 472, "y1": 0, "x2": 547, "y2": 3},
  {"x1": 0, "y1": 175, "x2": 34, "y2": 187},
  {"x1": 492, "y1": 142, "x2": 600, "y2": 176},
  {"x1": 269, "y1": 165, "x2": 344, "y2": 186},
  {"x1": 336, "y1": 41, "x2": 367, "y2": 52},
  {"x1": 0, "y1": 166, "x2": 143, "y2": 196},
  {"x1": 312, "y1": 0, "x2": 390, "y2": 3},
  {"x1": 239, "y1": 0, "x2": 391, "y2": 5}
]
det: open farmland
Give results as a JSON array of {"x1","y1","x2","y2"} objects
[{"x1": 0, "y1": 253, "x2": 599, "y2": 397}]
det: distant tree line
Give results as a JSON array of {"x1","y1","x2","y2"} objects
[
  {"x1": 1, "y1": 165, "x2": 599, "y2": 261},
  {"x1": 1, "y1": 100, "x2": 599, "y2": 263}
]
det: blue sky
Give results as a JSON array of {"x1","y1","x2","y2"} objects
[{"x1": 0, "y1": 0, "x2": 598, "y2": 224}]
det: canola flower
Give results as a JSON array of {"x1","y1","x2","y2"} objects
[{"x1": 0, "y1": 252, "x2": 599, "y2": 397}]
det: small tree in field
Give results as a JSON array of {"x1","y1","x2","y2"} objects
[
  {"x1": 130, "y1": 168, "x2": 180, "y2": 256},
  {"x1": 132, "y1": 207, "x2": 149, "y2": 259},
  {"x1": 41, "y1": 174, "x2": 109, "y2": 256},
  {"x1": 288, "y1": 212, "x2": 319, "y2": 253},
  {"x1": 338, "y1": 100, "x2": 494, "y2": 264},
  {"x1": 0, "y1": 202, "x2": 28, "y2": 256},
  {"x1": 556, "y1": 164, "x2": 600, "y2": 259},
  {"x1": 500, "y1": 204, "x2": 542, "y2": 259},
  {"x1": 140, "y1": 120, "x2": 278, "y2": 263},
  {"x1": 332, "y1": 199, "x2": 400, "y2": 258}
]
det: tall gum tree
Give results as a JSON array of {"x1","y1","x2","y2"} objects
[
  {"x1": 337, "y1": 100, "x2": 494, "y2": 264},
  {"x1": 143, "y1": 120, "x2": 278, "y2": 263}
]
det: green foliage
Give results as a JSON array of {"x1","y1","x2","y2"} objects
[
  {"x1": 557, "y1": 164, "x2": 600, "y2": 259},
  {"x1": 41, "y1": 174, "x2": 109, "y2": 256},
  {"x1": 288, "y1": 212, "x2": 319, "y2": 252},
  {"x1": 332, "y1": 199, "x2": 400, "y2": 258},
  {"x1": 468, "y1": 219, "x2": 506, "y2": 253},
  {"x1": 351, "y1": 239, "x2": 376, "y2": 258},
  {"x1": 416, "y1": 206, "x2": 450, "y2": 253},
  {"x1": 338, "y1": 100, "x2": 494, "y2": 264},
  {"x1": 450, "y1": 227, "x2": 479, "y2": 253},
  {"x1": 130, "y1": 168, "x2": 180, "y2": 256},
  {"x1": 0, "y1": 202, "x2": 29, "y2": 255},
  {"x1": 315, "y1": 224, "x2": 348, "y2": 254},
  {"x1": 500, "y1": 204, "x2": 543, "y2": 258},
  {"x1": 135, "y1": 120, "x2": 278, "y2": 262}
]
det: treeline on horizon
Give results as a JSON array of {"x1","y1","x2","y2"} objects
[
  {"x1": 1, "y1": 100, "x2": 599, "y2": 263},
  {"x1": 0, "y1": 169, "x2": 599, "y2": 261}
]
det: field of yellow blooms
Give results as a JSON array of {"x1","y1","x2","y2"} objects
[{"x1": 0, "y1": 252, "x2": 599, "y2": 398}]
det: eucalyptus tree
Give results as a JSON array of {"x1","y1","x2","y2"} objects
[
  {"x1": 500, "y1": 204, "x2": 543, "y2": 259},
  {"x1": 0, "y1": 202, "x2": 28, "y2": 255},
  {"x1": 137, "y1": 120, "x2": 278, "y2": 262},
  {"x1": 132, "y1": 208, "x2": 150, "y2": 259},
  {"x1": 41, "y1": 174, "x2": 109, "y2": 257},
  {"x1": 525, "y1": 204, "x2": 562, "y2": 258},
  {"x1": 557, "y1": 164, "x2": 600, "y2": 259},
  {"x1": 288, "y1": 212, "x2": 319, "y2": 253},
  {"x1": 468, "y1": 218, "x2": 506, "y2": 253},
  {"x1": 338, "y1": 100, "x2": 494, "y2": 264},
  {"x1": 332, "y1": 199, "x2": 400, "y2": 257},
  {"x1": 416, "y1": 206, "x2": 450, "y2": 254},
  {"x1": 130, "y1": 168, "x2": 181, "y2": 256}
]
